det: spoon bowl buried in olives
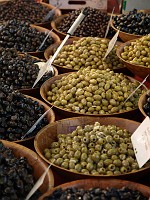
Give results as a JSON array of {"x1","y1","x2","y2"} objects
[
  {"x1": 34, "y1": 116, "x2": 150, "y2": 181},
  {"x1": 116, "y1": 35, "x2": 150, "y2": 81}
]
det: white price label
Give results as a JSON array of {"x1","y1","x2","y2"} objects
[{"x1": 131, "y1": 116, "x2": 150, "y2": 168}]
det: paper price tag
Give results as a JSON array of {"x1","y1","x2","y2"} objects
[{"x1": 131, "y1": 116, "x2": 150, "y2": 168}]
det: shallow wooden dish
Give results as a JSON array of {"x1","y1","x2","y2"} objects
[
  {"x1": 40, "y1": 72, "x2": 146, "y2": 119},
  {"x1": 39, "y1": 178, "x2": 150, "y2": 200},
  {"x1": 7, "y1": 95, "x2": 55, "y2": 144},
  {"x1": 116, "y1": 39, "x2": 150, "y2": 81},
  {"x1": 34, "y1": 116, "x2": 150, "y2": 182},
  {"x1": 0, "y1": 140, "x2": 54, "y2": 194},
  {"x1": 35, "y1": 2, "x2": 61, "y2": 29},
  {"x1": 44, "y1": 38, "x2": 126, "y2": 74},
  {"x1": 111, "y1": 20, "x2": 142, "y2": 42},
  {"x1": 27, "y1": 24, "x2": 60, "y2": 58},
  {"x1": 138, "y1": 90, "x2": 150, "y2": 118}
]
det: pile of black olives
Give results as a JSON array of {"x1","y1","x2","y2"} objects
[
  {"x1": 44, "y1": 122, "x2": 142, "y2": 175},
  {"x1": 113, "y1": 9, "x2": 150, "y2": 35},
  {"x1": 0, "y1": 141, "x2": 41, "y2": 200},
  {"x1": 0, "y1": 0, "x2": 53, "y2": 23},
  {"x1": 0, "y1": 83, "x2": 48, "y2": 141},
  {"x1": 143, "y1": 91, "x2": 150, "y2": 116},
  {"x1": 44, "y1": 187, "x2": 148, "y2": 200},
  {"x1": 0, "y1": 20, "x2": 54, "y2": 52},
  {"x1": 57, "y1": 7, "x2": 109, "y2": 37},
  {"x1": 0, "y1": 48, "x2": 53, "y2": 89}
]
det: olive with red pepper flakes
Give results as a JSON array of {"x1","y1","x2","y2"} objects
[
  {"x1": 0, "y1": 141, "x2": 41, "y2": 200},
  {"x1": 44, "y1": 187, "x2": 148, "y2": 200},
  {"x1": 0, "y1": 20, "x2": 54, "y2": 52},
  {"x1": 0, "y1": 48, "x2": 53, "y2": 89},
  {"x1": 57, "y1": 7, "x2": 109, "y2": 38},
  {"x1": 113, "y1": 9, "x2": 150, "y2": 35},
  {"x1": 0, "y1": 0, "x2": 54, "y2": 24},
  {"x1": 0, "y1": 83, "x2": 48, "y2": 141}
]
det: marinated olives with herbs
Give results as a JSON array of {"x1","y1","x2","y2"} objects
[
  {"x1": 44, "y1": 187, "x2": 148, "y2": 200},
  {"x1": 44, "y1": 122, "x2": 147, "y2": 175},
  {"x1": 0, "y1": 48, "x2": 53, "y2": 89},
  {"x1": 0, "y1": 0, "x2": 53, "y2": 24},
  {"x1": 120, "y1": 34, "x2": 150, "y2": 67},
  {"x1": 113, "y1": 9, "x2": 150, "y2": 35},
  {"x1": 57, "y1": 7, "x2": 109, "y2": 38},
  {"x1": 53, "y1": 37, "x2": 124, "y2": 70},
  {"x1": 46, "y1": 68, "x2": 144, "y2": 115},
  {"x1": 0, "y1": 83, "x2": 48, "y2": 141},
  {"x1": 0, "y1": 20, "x2": 54, "y2": 52},
  {"x1": 0, "y1": 141, "x2": 41, "y2": 200}
]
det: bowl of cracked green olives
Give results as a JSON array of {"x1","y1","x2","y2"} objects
[
  {"x1": 34, "y1": 116, "x2": 150, "y2": 181},
  {"x1": 40, "y1": 68, "x2": 146, "y2": 119},
  {"x1": 116, "y1": 34, "x2": 150, "y2": 81},
  {"x1": 44, "y1": 37, "x2": 126, "y2": 74}
]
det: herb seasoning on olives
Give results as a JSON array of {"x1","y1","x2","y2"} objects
[
  {"x1": 46, "y1": 68, "x2": 144, "y2": 114},
  {"x1": 0, "y1": 48, "x2": 53, "y2": 89},
  {"x1": 0, "y1": 83, "x2": 48, "y2": 141},
  {"x1": 44, "y1": 187, "x2": 148, "y2": 200},
  {"x1": 53, "y1": 37, "x2": 124, "y2": 71},
  {"x1": 57, "y1": 7, "x2": 109, "y2": 38},
  {"x1": 44, "y1": 122, "x2": 148, "y2": 175},
  {"x1": 0, "y1": 20, "x2": 54, "y2": 52},
  {"x1": 0, "y1": 141, "x2": 41, "y2": 200},
  {"x1": 0, "y1": 0, "x2": 54, "y2": 24},
  {"x1": 113, "y1": 9, "x2": 150, "y2": 35}
]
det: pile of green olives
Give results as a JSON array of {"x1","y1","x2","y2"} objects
[
  {"x1": 44, "y1": 122, "x2": 140, "y2": 175},
  {"x1": 121, "y1": 34, "x2": 150, "y2": 67},
  {"x1": 46, "y1": 68, "x2": 144, "y2": 115},
  {"x1": 53, "y1": 37, "x2": 124, "y2": 70}
]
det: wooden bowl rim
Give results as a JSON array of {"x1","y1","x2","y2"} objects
[
  {"x1": 40, "y1": 72, "x2": 147, "y2": 117},
  {"x1": 34, "y1": 116, "x2": 150, "y2": 178},
  {"x1": 138, "y1": 90, "x2": 150, "y2": 118},
  {"x1": 39, "y1": 178, "x2": 150, "y2": 199},
  {"x1": 111, "y1": 20, "x2": 142, "y2": 38},
  {"x1": 116, "y1": 38, "x2": 150, "y2": 69},
  {"x1": 11, "y1": 94, "x2": 55, "y2": 143}
]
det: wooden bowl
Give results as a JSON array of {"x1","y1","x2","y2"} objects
[
  {"x1": 28, "y1": 24, "x2": 60, "y2": 59},
  {"x1": 34, "y1": 116, "x2": 150, "y2": 182},
  {"x1": 35, "y1": 2, "x2": 61, "y2": 29},
  {"x1": 0, "y1": 140, "x2": 54, "y2": 195},
  {"x1": 39, "y1": 178, "x2": 150, "y2": 200},
  {"x1": 111, "y1": 20, "x2": 142, "y2": 42},
  {"x1": 44, "y1": 38, "x2": 126, "y2": 74},
  {"x1": 116, "y1": 39, "x2": 150, "y2": 81},
  {"x1": 40, "y1": 72, "x2": 147, "y2": 119},
  {"x1": 6, "y1": 95, "x2": 55, "y2": 145},
  {"x1": 138, "y1": 90, "x2": 150, "y2": 118}
]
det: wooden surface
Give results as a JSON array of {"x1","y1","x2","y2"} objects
[{"x1": 39, "y1": 178, "x2": 150, "y2": 200}]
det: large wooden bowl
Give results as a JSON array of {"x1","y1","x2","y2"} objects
[
  {"x1": 3, "y1": 95, "x2": 55, "y2": 145},
  {"x1": 34, "y1": 116, "x2": 150, "y2": 182},
  {"x1": 116, "y1": 39, "x2": 150, "y2": 82},
  {"x1": 40, "y1": 72, "x2": 147, "y2": 119},
  {"x1": 44, "y1": 38, "x2": 125, "y2": 74},
  {"x1": 111, "y1": 20, "x2": 142, "y2": 42},
  {"x1": 0, "y1": 140, "x2": 54, "y2": 195},
  {"x1": 39, "y1": 178, "x2": 150, "y2": 200},
  {"x1": 35, "y1": 2, "x2": 61, "y2": 29},
  {"x1": 28, "y1": 24, "x2": 60, "y2": 58},
  {"x1": 138, "y1": 90, "x2": 150, "y2": 118}
]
